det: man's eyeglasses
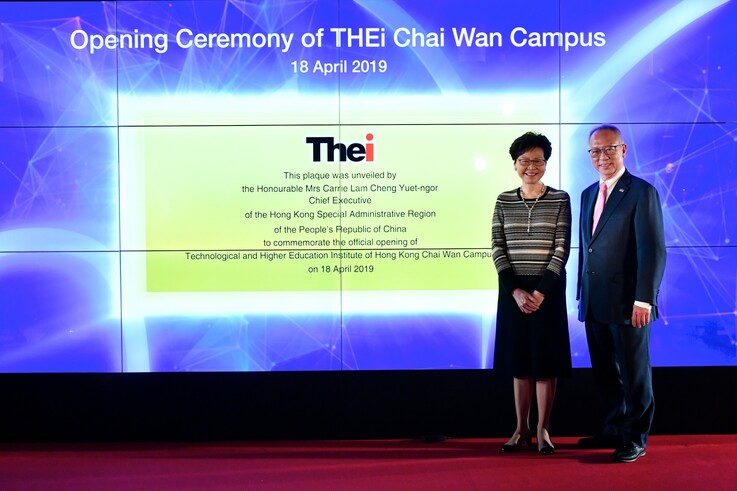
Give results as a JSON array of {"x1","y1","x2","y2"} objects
[
  {"x1": 517, "y1": 158, "x2": 546, "y2": 167},
  {"x1": 588, "y1": 144, "x2": 624, "y2": 159}
]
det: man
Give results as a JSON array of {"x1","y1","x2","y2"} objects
[{"x1": 577, "y1": 125, "x2": 666, "y2": 463}]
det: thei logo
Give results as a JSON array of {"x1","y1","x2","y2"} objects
[{"x1": 306, "y1": 133, "x2": 375, "y2": 162}]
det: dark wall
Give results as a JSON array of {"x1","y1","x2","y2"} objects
[{"x1": 0, "y1": 367, "x2": 735, "y2": 441}]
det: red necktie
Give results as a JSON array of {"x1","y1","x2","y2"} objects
[{"x1": 592, "y1": 181, "x2": 607, "y2": 234}]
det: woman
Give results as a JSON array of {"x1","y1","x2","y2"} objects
[{"x1": 492, "y1": 132, "x2": 572, "y2": 455}]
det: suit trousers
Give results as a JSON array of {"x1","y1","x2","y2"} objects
[{"x1": 585, "y1": 319, "x2": 654, "y2": 448}]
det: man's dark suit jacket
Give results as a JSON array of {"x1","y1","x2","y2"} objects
[{"x1": 577, "y1": 170, "x2": 666, "y2": 324}]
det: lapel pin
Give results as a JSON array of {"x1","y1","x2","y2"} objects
[{"x1": 618, "y1": 189, "x2": 624, "y2": 192}]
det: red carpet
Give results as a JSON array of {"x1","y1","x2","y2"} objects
[{"x1": 1, "y1": 435, "x2": 735, "y2": 490}]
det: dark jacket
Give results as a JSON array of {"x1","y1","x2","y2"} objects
[{"x1": 577, "y1": 170, "x2": 666, "y2": 324}]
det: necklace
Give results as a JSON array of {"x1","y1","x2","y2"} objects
[{"x1": 520, "y1": 184, "x2": 545, "y2": 233}]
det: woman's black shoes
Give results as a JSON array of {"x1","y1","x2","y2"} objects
[
  {"x1": 538, "y1": 442, "x2": 555, "y2": 455},
  {"x1": 501, "y1": 432, "x2": 532, "y2": 452},
  {"x1": 537, "y1": 428, "x2": 555, "y2": 455},
  {"x1": 501, "y1": 430, "x2": 555, "y2": 454}
]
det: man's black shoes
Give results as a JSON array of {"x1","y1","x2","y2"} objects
[{"x1": 612, "y1": 444, "x2": 646, "y2": 463}]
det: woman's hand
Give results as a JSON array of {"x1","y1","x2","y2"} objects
[
  {"x1": 512, "y1": 288, "x2": 542, "y2": 314},
  {"x1": 531, "y1": 290, "x2": 545, "y2": 308}
]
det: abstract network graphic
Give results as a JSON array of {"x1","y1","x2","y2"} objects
[{"x1": 0, "y1": 0, "x2": 735, "y2": 372}]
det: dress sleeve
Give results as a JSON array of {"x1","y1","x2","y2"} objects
[
  {"x1": 536, "y1": 192, "x2": 572, "y2": 295},
  {"x1": 492, "y1": 197, "x2": 517, "y2": 293}
]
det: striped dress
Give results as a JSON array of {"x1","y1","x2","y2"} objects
[{"x1": 492, "y1": 186, "x2": 572, "y2": 378}]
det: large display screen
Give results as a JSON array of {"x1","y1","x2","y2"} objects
[{"x1": 1, "y1": 0, "x2": 735, "y2": 372}]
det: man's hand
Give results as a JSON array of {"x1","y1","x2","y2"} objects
[{"x1": 632, "y1": 304, "x2": 651, "y2": 328}]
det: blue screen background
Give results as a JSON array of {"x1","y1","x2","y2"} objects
[{"x1": 0, "y1": 0, "x2": 735, "y2": 371}]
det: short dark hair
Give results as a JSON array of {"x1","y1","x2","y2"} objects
[
  {"x1": 509, "y1": 132, "x2": 552, "y2": 161},
  {"x1": 588, "y1": 124, "x2": 623, "y2": 141}
]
